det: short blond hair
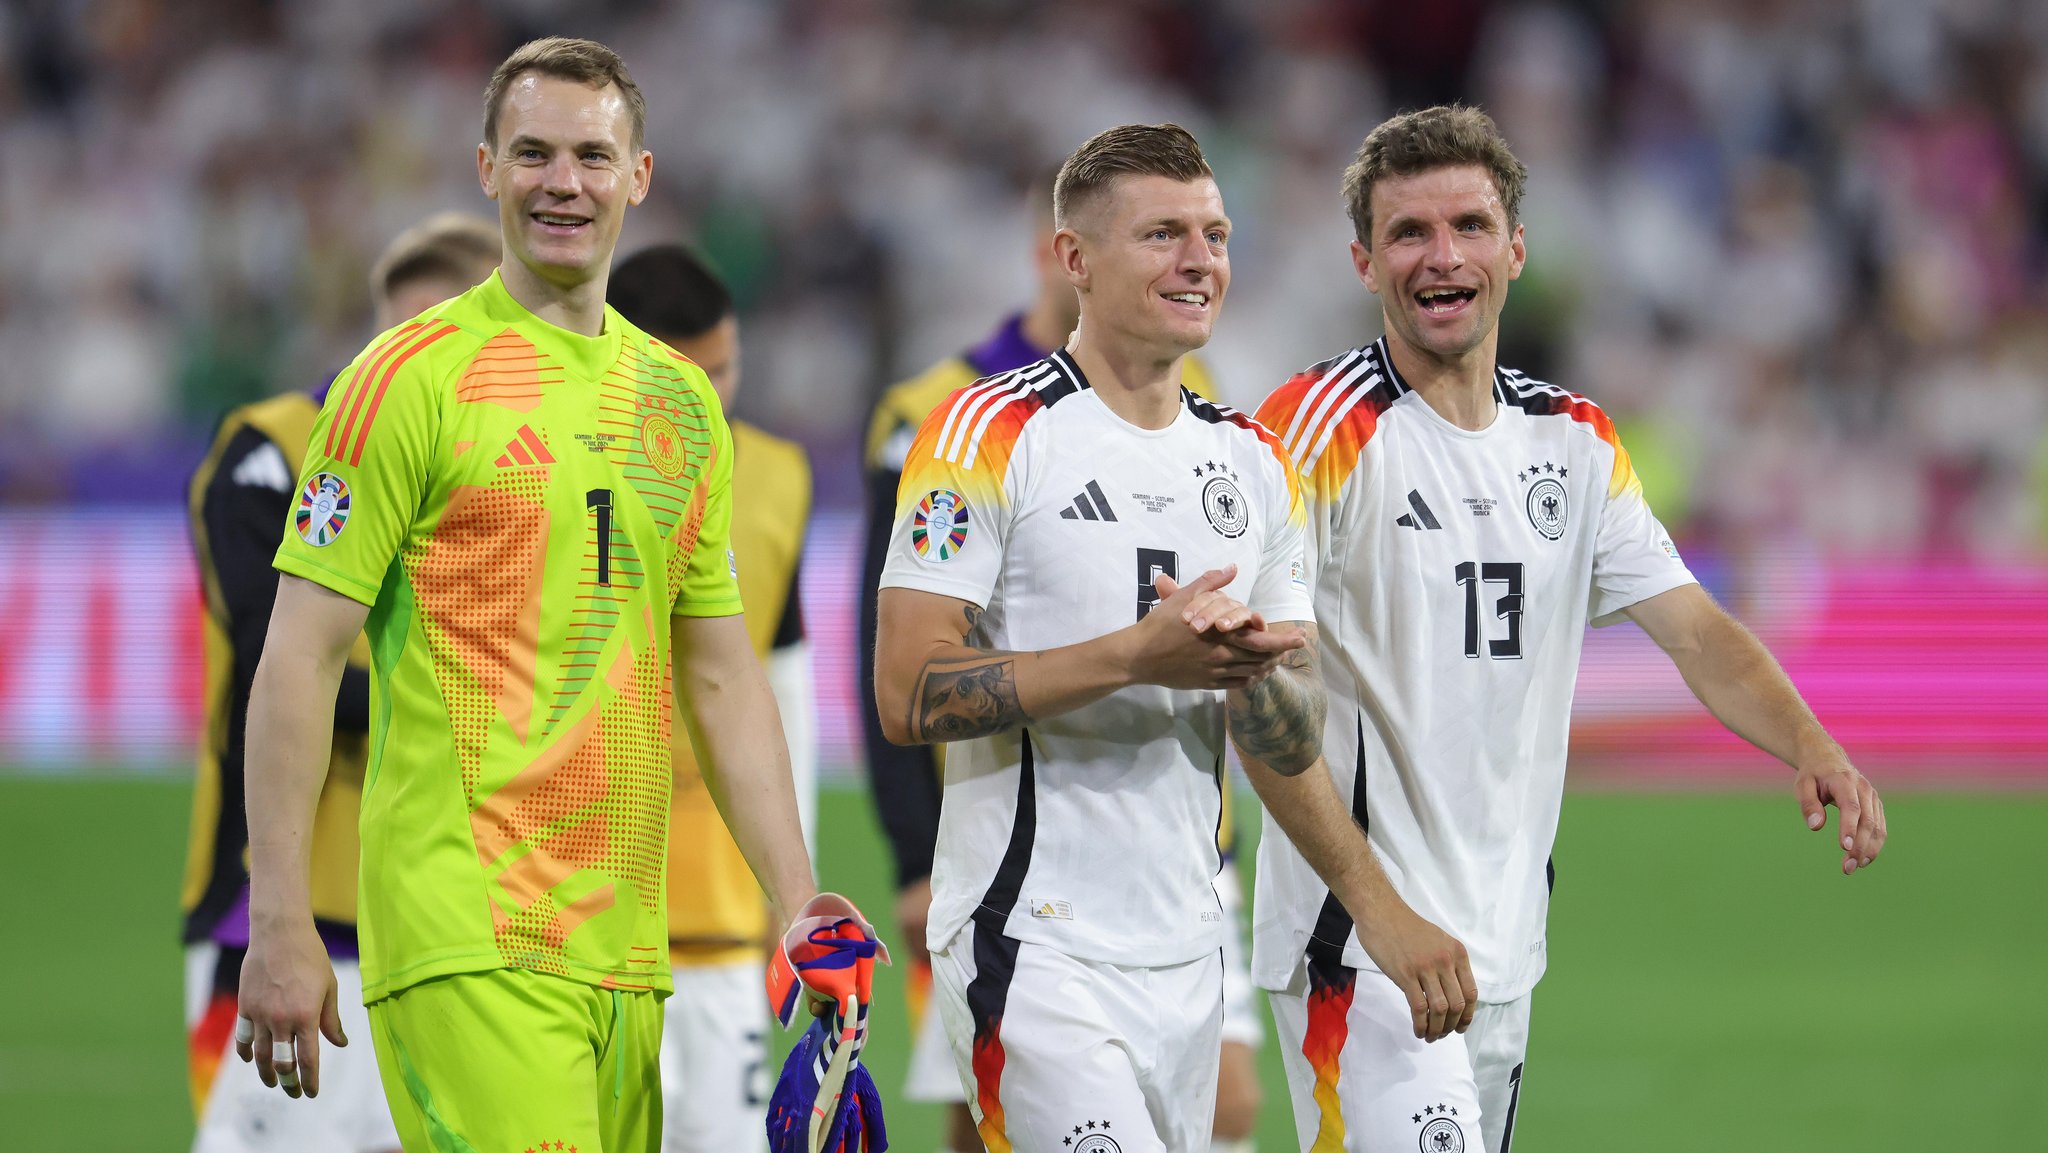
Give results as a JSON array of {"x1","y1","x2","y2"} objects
[
  {"x1": 369, "y1": 213, "x2": 500, "y2": 307},
  {"x1": 1053, "y1": 123, "x2": 1213, "y2": 229},
  {"x1": 1342, "y1": 105, "x2": 1527, "y2": 245},
  {"x1": 483, "y1": 36, "x2": 645, "y2": 150}
]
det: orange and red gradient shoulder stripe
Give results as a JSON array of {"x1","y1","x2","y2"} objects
[
  {"x1": 1256, "y1": 359, "x2": 1389, "y2": 505},
  {"x1": 1507, "y1": 379, "x2": 1638, "y2": 499},
  {"x1": 325, "y1": 322, "x2": 460, "y2": 466},
  {"x1": 893, "y1": 377, "x2": 1048, "y2": 522}
]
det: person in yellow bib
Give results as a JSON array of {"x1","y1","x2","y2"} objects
[
  {"x1": 183, "y1": 211, "x2": 499, "y2": 1153},
  {"x1": 235, "y1": 38, "x2": 823, "y2": 1153},
  {"x1": 609, "y1": 244, "x2": 817, "y2": 1153}
]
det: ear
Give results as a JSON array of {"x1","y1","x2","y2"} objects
[
  {"x1": 1052, "y1": 227, "x2": 1089, "y2": 293},
  {"x1": 478, "y1": 143, "x2": 497, "y2": 200},
  {"x1": 628, "y1": 148, "x2": 653, "y2": 207},
  {"x1": 1350, "y1": 239, "x2": 1378, "y2": 295},
  {"x1": 1507, "y1": 221, "x2": 1526, "y2": 282}
]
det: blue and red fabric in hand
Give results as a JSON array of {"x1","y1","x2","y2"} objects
[{"x1": 766, "y1": 894, "x2": 891, "y2": 1153}]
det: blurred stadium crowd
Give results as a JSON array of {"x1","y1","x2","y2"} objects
[{"x1": 2, "y1": 0, "x2": 2045, "y2": 557}]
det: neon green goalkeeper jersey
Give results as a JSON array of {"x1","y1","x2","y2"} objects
[{"x1": 275, "y1": 271, "x2": 743, "y2": 1002}]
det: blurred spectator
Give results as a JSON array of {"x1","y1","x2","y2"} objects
[{"x1": 0, "y1": 0, "x2": 2041, "y2": 560}]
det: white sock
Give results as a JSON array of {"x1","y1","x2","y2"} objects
[{"x1": 1210, "y1": 1140, "x2": 1255, "y2": 1153}]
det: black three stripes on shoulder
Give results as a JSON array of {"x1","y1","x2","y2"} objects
[{"x1": 1494, "y1": 367, "x2": 1574, "y2": 415}]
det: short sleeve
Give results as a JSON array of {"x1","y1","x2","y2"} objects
[
  {"x1": 1246, "y1": 448, "x2": 1315, "y2": 625},
  {"x1": 672, "y1": 411, "x2": 745, "y2": 617},
  {"x1": 1588, "y1": 432, "x2": 1696, "y2": 625},
  {"x1": 876, "y1": 392, "x2": 1019, "y2": 608},
  {"x1": 274, "y1": 322, "x2": 460, "y2": 605}
]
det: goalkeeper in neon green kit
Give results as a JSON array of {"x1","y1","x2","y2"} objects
[{"x1": 235, "y1": 37, "x2": 823, "y2": 1152}]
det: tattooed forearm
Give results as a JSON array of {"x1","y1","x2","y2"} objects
[
  {"x1": 1229, "y1": 625, "x2": 1325, "y2": 775},
  {"x1": 910, "y1": 656, "x2": 1030, "y2": 743}
]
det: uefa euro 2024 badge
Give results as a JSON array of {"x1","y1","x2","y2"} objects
[
  {"x1": 296, "y1": 473, "x2": 351, "y2": 546},
  {"x1": 912, "y1": 489, "x2": 970, "y2": 562},
  {"x1": 1518, "y1": 461, "x2": 1568, "y2": 541}
]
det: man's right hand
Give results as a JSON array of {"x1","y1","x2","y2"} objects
[
  {"x1": 236, "y1": 918, "x2": 345, "y2": 1099},
  {"x1": 1131, "y1": 567, "x2": 1304, "y2": 691},
  {"x1": 1356, "y1": 902, "x2": 1478, "y2": 1043},
  {"x1": 895, "y1": 876, "x2": 934, "y2": 967}
]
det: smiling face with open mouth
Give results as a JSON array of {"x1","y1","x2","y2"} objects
[
  {"x1": 479, "y1": 72, "x2": 650, "y2": 296},
  {"x1": 1354, "y1": 163, "x2": 1525, "y2": 369},
  {"x1": 1067, "y1": 173, "x2": 1231, "y2": 360}
]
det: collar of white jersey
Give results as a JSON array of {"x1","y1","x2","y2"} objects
[
  {"x1": 1370, "y1": 336, "x2": 1531, "y2": 437},
  {"x1": 1048, "y1": 345, "x2": 1217, "y2": 422}
]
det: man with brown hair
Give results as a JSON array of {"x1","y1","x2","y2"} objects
[
  {"x1": 233, "y1": 37, "x2": 824, "y2": 1153},
  {"x1": 183, "y1": 211, "x2": 497, "y2": 1153},
  {"x1": 872, "y1": 122, "x2": 1317, "y2": 1153},
  {"x1": 1253, "y1": 104, "x2": 1886, "y2": 1153}
]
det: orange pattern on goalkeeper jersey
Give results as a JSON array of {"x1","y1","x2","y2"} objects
[
  {"x1": 406, "y1": 480, "x2": 549, "y2": 792},
  {"x1": 464, "y1": 604, "x2": 672, "y2": 983},
  {"x1": 457, "y1": 328, "x2": 554, "y2": 412}
]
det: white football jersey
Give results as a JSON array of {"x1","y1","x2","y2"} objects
[
  {"x1": 1251, "y1": 338, "x2": 1696, "y2": 1000},
  {"x1": 880, "y1": 349, "x2": 1314, "y2": 968}
]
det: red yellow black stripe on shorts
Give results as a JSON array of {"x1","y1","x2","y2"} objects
[
  {"x1": 1302, "y1": 949, "x2": 1360, "y2": 1152},
  {"x1": 965, "y1": 730, "x2": 1039, "y2": 1153}
]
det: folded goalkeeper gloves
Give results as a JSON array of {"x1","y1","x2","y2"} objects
[{"x1": 766, "y1": 894, "x2": 891, "y2": 1153}]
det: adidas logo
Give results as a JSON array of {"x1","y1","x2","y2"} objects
[
  {"x1": 1394, "y1": 489, "x2": 1442, "y2": 530},
  {"x1": 494, "y1": 425, "x2": 556, "y2": 468},
  {"x1": 1058, "y1": 479, "x2": 1118, "y2": 522}
]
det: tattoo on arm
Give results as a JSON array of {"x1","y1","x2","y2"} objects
[
  {"x1": 908, "y1": 603, "x2": 1029, "y2": 743},
  {"x1": 1230, "y1": 623, "x2": 1325, "y2": 774},
  {"x1": 911, "y1": 658, "x2": 1028, "y2": 742}
]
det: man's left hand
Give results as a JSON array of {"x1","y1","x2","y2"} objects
[{"x1": 1794, "y1": 753, "x2": 1886, "y2": 875}]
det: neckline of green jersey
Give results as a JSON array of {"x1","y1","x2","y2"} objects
[{"x1": 476, "y1": 271, "x2": 626, "y2": 381}]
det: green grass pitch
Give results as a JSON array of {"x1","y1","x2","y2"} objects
[{"x1": 0, "y1": 777, "x2": 2039, "y2": 1150}]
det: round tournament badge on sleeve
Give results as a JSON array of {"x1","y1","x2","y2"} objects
[
  {"x1": 911, "y1": 489, "x2": 970, "y2": 562},
  {"x1": 295, "y1": 473, "x2": 351, "y2": 546}
]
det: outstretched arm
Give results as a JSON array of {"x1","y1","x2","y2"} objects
[
  {"x1": 673, "y1": 612, "x2": 819, "y2": 927},
  {"x1": 1626, "y1": 583, "x2": 1887, "y2": 874}
]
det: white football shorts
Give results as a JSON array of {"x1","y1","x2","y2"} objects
[
  {"x1": 1269, "y1": 959, "x2": 1531, "y2": 1153},
  {"x1": 907, "y1": 865, "x2": 1259, "y2": 1109},
  {"x1": 931, "y1": 914, "x2": 1223, "y2": 1153},
  {"x1": 190, "y1": 957, "x2": 401, "y2": 1153},
  {"x1": 660, "y1": 960, "x2": 771, "y2": 1153}
]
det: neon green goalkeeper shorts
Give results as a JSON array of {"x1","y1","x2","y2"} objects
[{"x1": 368, "y1": 969, "x2": 664, "y2": 1153}]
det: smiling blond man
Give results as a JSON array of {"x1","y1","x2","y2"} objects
[
  {"x1": 873, "y1": 124, "x2": 1325, "y2": 1153},
  {"x1": 233, "y1": 38, "x2": 820, "y2": 1153}
]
